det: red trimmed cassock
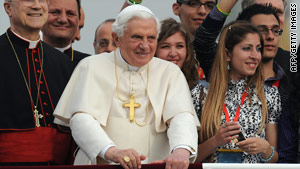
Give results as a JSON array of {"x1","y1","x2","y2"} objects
[{"x1": 0, "y1": 29, "x2": 73, "y2": 165}]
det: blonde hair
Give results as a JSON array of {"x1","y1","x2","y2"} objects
[{"x1": 199, "y1": 21, "x2": 268, "y2": 161}]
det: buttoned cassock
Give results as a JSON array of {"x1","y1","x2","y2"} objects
[{"x1": 0, "y1": 29, "x2": 73, "y2": 164}]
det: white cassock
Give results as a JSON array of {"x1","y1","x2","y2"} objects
[{"x1": 54, "y1": 48, "x2": 200, "y2": 165}]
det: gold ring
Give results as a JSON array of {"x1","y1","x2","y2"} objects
[
  {"x1": 248, "y1": 145, "x2": 251, "y2": 150},
  {"x1": 124, "y1": 156, "x2": 130, "y2": 163}
]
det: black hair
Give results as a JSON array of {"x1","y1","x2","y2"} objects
[
  {"x1": 237, "y1": 3, "x2": 280, "y2": 26},
  {"x1": 176, "y1": 0, "x2": 218, "y2": 5},
  {"x1": 76, "y1": 0, "x2": 81, "y2": 19}
]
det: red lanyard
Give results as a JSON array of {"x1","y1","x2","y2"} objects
[
  {"x1": 223, "y1": 90, "x2": 248, "y2": 122},
  {"x1": 197, "y1": 67, "x2": 205, "y2": 80},
  {"x1": 272, "y1": 80, "x2": 280, "y2": 88}
]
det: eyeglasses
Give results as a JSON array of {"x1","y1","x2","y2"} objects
[
  {"x1": 178, "y1": 0, "x2": 216, "y2": 10},
  {"x1": 257, "y1": 26, "x2": 283, "y2": 36}
]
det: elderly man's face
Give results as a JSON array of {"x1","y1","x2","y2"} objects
[
  {"x1": 94, "y1": 21, "x2": 116, "y2": 54},
  {"x1": 114, "y1": 18, "x2": 158, "y2": 67},
  {"x1": 4, "y1": 0, "x2": 48, "y2": 34}
]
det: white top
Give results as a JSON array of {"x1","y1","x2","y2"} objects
[{"x1": 54, "y1": 49, "x2": 200, "y2": 164}]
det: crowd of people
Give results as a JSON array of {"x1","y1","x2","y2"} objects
[{"x1": 0, "y1": 0, "x2": 298, "y2": 168}]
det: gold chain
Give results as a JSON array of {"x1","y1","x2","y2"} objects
[
  {"x1": 114, "y1": 51, "x2": 149, "y2": 127},
  {"x1": 6, "y1": 31, "x2": 44, "y2": 116},
  {"x1": 71, "y1": 47, "x2": 74, "y2": 62}
]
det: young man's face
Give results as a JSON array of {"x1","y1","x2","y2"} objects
[
  {"x1": 251, "y1": 14, "x2": 280, "y2": 61},
  {"x1": 172, "y1": 0, "x2": 216, "y2": 35}
]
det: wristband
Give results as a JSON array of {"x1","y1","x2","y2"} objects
[
  {"x1": 259, "y1": 146, "x2": 275, "y2": 162},
  {"x1": 126, "y1": 0, "x2": 142, "y2": 5},
  {"x1": 216, "y1": 3, "x2": 232, "y2": 16}
]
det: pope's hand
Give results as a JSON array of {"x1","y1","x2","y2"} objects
[
  {"x1": 151, "y1": 148, "x2": 190, "y2": 169},
  {"x1": 105, "y1": 147, "x2": 146, "y2": 169}
]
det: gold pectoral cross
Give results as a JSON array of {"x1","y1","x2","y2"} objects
[
  {"x1": 34, "y1": 107, "x2": 43, "y2": 127},
  {"x1": 123, "y1": 94, "x2": 141, "y2": 123}
]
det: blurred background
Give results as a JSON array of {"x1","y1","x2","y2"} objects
[{"x1": 0, "y1": 0, "x2": 298, "y2": 54}]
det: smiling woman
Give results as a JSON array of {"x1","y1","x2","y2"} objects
[
  {"x1": 192, "y1": 20, "x2": 281, "y2": 163},
  {"x1": 156, "y1": 18, "x2": 198, "y2": 89}
]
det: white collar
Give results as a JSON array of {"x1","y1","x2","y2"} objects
[
  {"x1": 11, "y1": 29, "x2": 40, "y2": 49},
  {"x1": 117, "y1": 49, "x2": 139, "y2": 71},
  {"x1": 55, "y1": 44, "x2": 72, "y2": 53}
]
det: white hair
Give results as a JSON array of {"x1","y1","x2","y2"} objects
[{"x1": 112, "y1": 5, "x2": 160, "y2": 37}]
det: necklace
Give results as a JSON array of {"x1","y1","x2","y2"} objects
[
  {"x1": 114, "y1": 51, "x2": 149, "y2": 127},
  {"x1": 6, "y1": 31, "x2": 44, "y2": 127},
  {"x1": 71, "y1": 47, "x2": 74, "y2": 62}
]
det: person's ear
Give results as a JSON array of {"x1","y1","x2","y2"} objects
[
  {"x1": 112, "y1": 32, "x2": 120, "y2": 47},
  {"x1": 4, "y1": 1, "x2": 13, "y2": 17},
  {"x1": 225, "y1": 48, "x2": 231, "y2": 62},
  {"x1": 172, "y1": 3, "x2": 180, "y2": 16}
]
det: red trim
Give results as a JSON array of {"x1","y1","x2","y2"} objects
[
  {"x1": 9, "y1": 27, "x2": 40, "y2": 49},
  {"x1": 42, "y1": 68, "x2": 55, "y2": 112},
  {"x1": 272, "y1": 80, "x2": 280, "y2": 88},
  {"x1": 36, "y1": 47, "x2": 47, "y2": 126},
  {"x1": 0, "y1": 163, "x2": 203, "y2": 169},
  {"x1": 26, "y1": 48, "x2": 36, "y2": 126},
  {"x1": 223, "y1": 89, "x2": 248, "y2": 122},
  {"x1": 31, "y1": 48, "x2": 38, "y2": 102},
  {"x1": 0, "y1": 127, "x2": 71, "y2": 164},
  {"x1": 197, "y1": 67, "x2": 205, "y2": 80}
]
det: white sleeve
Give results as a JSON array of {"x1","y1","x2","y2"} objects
[
  {"x1": 70, "y1": 113, "x2": 115, "y2": 164},
  {"x1": 167, "y1": 112, "x2": 198, "y2": 162}
]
